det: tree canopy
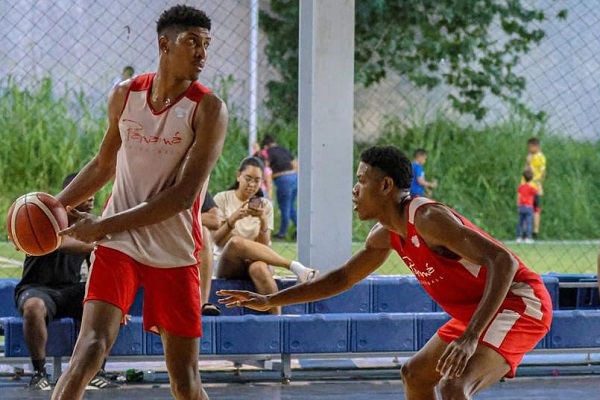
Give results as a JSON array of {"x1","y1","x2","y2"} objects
[{"x1": 260, "y1": 0, "x2": 567, "y2": 125}]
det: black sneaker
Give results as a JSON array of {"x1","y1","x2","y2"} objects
[
  {"x1": 532, "y1": 232, "x2": 538, "y2": 240},
  {"x1": 202, "y1": 303, "x2": 221, "y2": 316},
  {"x1": 86, "y1": 370, "x2": 120, "y2": 390},
  {"x1": 28, "y1": 371, "x2": 50, "y2": 391}
]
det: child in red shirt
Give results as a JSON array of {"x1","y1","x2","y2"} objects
[{"x1": 517, "y1": 169, "x2": 538, "y2": 243}]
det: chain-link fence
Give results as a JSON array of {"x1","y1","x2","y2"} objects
[{"x1": 0, "y1": 0, "x2": 598, "y2": 278}]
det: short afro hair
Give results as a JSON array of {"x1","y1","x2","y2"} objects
[
  {"x1": 156, "y1": 4, "x2": 211, "y2": 35},
  {"x1": 360, "y1": 145, "x2": 412, "y2": 190}
]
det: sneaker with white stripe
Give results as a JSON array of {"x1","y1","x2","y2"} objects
[
  {"x1": 28, "y1": 371, "x2": 51, "y2": 391},
  {"x1": 85, "y1": 371, "x2": 120, "y2": 390}
]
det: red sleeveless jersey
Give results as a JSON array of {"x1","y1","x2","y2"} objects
[{"x1": 390, "y1": 198, "x2": 552, "y2": 328}]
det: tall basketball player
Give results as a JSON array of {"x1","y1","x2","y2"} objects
[{"x1": 52, "y1": 5, "x2": 227, "y2": 400}]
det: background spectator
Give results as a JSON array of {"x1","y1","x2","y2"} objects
[
  {"x1": 198, "y1": 190, "x2": 221, "y2": 316},
  {"x1": 524, "y1": 137, "x2": 547, "y2": 239},
  {"x1": 212, "y1": 156, "x2": 316, "y2": 314},
  {"x1": 516, "y1": 169, "x2": 537, "y2": 243},
  {"x1": 410, "y1": 149, "x2": 437, "y2": 198},
  {"x1": 111, "y1": 65, "x2": 134, "y2": 88},
  {"x1": 260, "y1": 134, "x2": 298, "y2": 239},
  {"x1": 14, "y1": 173, "x2": 115, "y2": 390}
]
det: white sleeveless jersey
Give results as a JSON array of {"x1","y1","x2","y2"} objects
[{"x1": 100, "y1": 73, "x2": 211, "y2": 267}]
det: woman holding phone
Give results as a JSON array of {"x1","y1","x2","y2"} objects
[{"x1": 212, "y1": 156, "x2": 317, "y2": 314}]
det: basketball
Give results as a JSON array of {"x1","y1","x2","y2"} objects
[{"x1": 6, "y1": 192, "x2": 69, "y2": 256}]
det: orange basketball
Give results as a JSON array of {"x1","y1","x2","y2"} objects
[{"x1": 6, "y1": 192, "x2": 69, "y2": 256}]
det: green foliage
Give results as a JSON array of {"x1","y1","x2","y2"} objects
[
  {"x1": 0, "y1": 75, "x2": 256, "y2": 239},
  {"x1": 353, "y1": 116, "x2": 600, "y2": 241},
  {"x1": 261, "y1": 0, "x2": 565, "y2": 124},
  {"x1": 0, "y1": 76, "x2": 106, "y2": 238},
  {"x1": 207, "y1": 75, "x2": 300, "y2": 195}
]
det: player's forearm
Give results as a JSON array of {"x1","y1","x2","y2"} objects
[
  {"x1": 98, "y1": 186, "x2": 199, "y2": 235},
  {"x1": 56, "y1": 159, "x2": 114, "y2": 208},
  {"x1": 464, "y1": 252, "x2": 519, "y2": 338},
  {"x1": 59, "y1": 236, "x2": 95, "y2": 254},
  {"x1": 266, "y1": 267, "x2": 352, "y2": 307}
]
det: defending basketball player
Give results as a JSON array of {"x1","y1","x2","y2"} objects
[
  {"x1": 219, "y1": 145, "x2": 553, "y2": 399},
  {"x1": 50, "y1": 5, "x2": 227, "y2": 400}
]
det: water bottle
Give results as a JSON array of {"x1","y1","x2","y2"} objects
[{"x1": 143, "y1": 369, "x2": 155, "y2": 382}]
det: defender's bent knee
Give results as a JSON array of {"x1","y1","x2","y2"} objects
[{"x1": 401, "y1": 360, "x2": 440, "y2": 391}]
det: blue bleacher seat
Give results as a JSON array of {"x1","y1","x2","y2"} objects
[
  {"x1": 277, "y1": 278, "x2": 309, "y2": 315},
  {"x1": 0, "y1": 279, "x2": 20, "y2": 318},
  {"x1": 208, "y1": 279, "x2": 250, "y2": 316},
  {"x1": 145, "y1": 319, "x2": 215, "y2": 355},
  {"x1": 128, "y1": 288, "x2": 144, "y2": 316},
  {"x1": 108, "y1": 317, "x2": 145, "y2": 356},
  {"x1": 575, "y1": 279, "x2": 599, "y2": 309},
  {"x1": 546, "y1": 273, "x2": 597, "y2": 309},
  {"x1": 371, "y1": 275, "x2": 434, "y2": 313},
  {"x1": 310, "y1": 280, "x2": 371, "y2": 314},
  {"x1": 548, "y1": 310, "x2": 600, "y2": 349},
  {"x1": 4, "y1": 317, "x2": 75, "y2": 357},
  {"x1": 352, "y1": 313, "x2": 416, "y2": 352},
  {"x1": 216, "y1": 315, "x2": 281, "y2": 354},
  {"x1": 283, "y1": 314, "x2": 350, "y2": 353},
  {"x1": 416, "y1": 312, "x2": 450, "y2": 349},
  {"x1": 541, "y1": 275, "x2": 560, "y2": 311}
]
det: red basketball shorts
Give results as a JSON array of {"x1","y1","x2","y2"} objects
[
  {"x1": 438, "y1": 309, "x2": 550, "y2": 378},
  {"x1": 86, "y1": 245, "x2": 202, "y2": 338}
]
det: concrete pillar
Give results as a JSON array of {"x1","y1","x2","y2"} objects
[{"x1": 297, "y1": 0, "x2": 355, "y2": 272}]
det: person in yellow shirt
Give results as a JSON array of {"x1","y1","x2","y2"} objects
[{"x1": 524, "y1": 138, "x2": 546, "y2": 239}]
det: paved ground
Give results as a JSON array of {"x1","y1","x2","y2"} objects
[
  {"x1": 3, "y1": 375, "x2": 600, "y2": 399},
  {"x1": 2, "y1": 353, "x2": 600, "y2": 399}
]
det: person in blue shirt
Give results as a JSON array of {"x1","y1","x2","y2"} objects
[{"x1": 410, "y1": 149, "x2": 437, "y2": 197}]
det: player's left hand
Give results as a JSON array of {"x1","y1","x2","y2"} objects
[
  {"x1": 217, "y1": 290, "x2": 272, "y2": 312},
  {"x1": 59, "y1": 208, "x2": 107, "y2": 243},
  {"x1": 436, "y1": 333, "x2": 478, "y2": 379}
]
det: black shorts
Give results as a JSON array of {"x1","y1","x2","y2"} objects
[{"x1": 16, "y1": 283, "x2": 86, "y2": 323}]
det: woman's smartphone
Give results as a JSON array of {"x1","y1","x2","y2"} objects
[{"x1": 248, "y1": 196, "x2": 262, "y2": 210}]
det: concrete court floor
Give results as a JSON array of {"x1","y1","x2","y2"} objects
[{"x1": 3, "y1": 375, "x2": 600, "y2": 400}]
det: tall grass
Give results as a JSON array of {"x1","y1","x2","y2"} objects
[
  {"x1": 0, "y1": 76, "x2": 106, "y2": 238},
  {"x1": 353, "y1": 116, "x2": 600, "y2": 241},
  {"x1": 0, "y1": 75, "x2": 274, "y2": 239},
  {"x1": 1, "y1": 76, "x2": 598, "y2": 244}
]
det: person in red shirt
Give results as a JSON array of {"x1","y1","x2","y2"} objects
[
  {"x1": 218, "y1": 145, "x2": 552, "y2": 400},
  {"x1": 516, "y1": 169, "x2": 538, "y2": 243}
]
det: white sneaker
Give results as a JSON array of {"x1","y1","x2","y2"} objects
[
  {"x1": 516, "y1": 238, "x2": 523, "y2": 243},
  {"x1": 524, "y1": 238, "x2": 534, "y2": 244}
]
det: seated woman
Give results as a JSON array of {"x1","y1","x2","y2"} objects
[{"x1": 212, "y1": 156, "x2": 317, "y2": 315}]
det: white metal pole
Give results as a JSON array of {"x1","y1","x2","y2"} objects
[{"x1": 248, "y1": 0, "x2": 259, "y2": 155}]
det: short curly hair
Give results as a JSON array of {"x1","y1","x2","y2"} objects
[
  {"x1": 156, "y1": 4, "x2": 211, "y2": 35},
  {"x1": 360, "y1": 145, "x2": 412, "y2": 190}
]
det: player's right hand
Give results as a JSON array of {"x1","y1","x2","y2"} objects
[
  {"x1": 59, "y1": 209, "x2": 106, "y2": 243},
  {"x1": 217, "y1": 290, "x2": 272, "y2": 312}
]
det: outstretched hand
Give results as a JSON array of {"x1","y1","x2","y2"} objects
[{"x1": 217, "y1": 290, "x2": 272, "y2": 312}]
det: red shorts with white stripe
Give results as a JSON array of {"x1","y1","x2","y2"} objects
[
  {"x1": 86, "y1": 245, "x2": 202, "y2": 338},
  {"x1": 437, "y1": 310, "x2": 550, "y2": 378}
]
